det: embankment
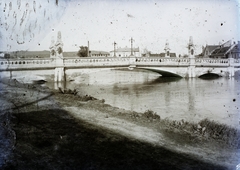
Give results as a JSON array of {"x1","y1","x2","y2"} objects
[{"x1": 0, "y1": 79, "x2": 239, "y2": 169}]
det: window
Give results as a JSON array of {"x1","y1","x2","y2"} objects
[{"x1": 191, "y1": 49, "x2": 194, "y2": 55}]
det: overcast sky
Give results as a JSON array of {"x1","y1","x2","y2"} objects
[{"x1": 1, "y1": 0, "x2": 239, "y2": 55}]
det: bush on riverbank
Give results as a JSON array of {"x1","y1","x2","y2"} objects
[
  {"x1": 158, "y1": 118, "x2": 240, "y2": 148},
  {"x1": 199, "y1": 118, "x2": 240, "y2": 147},
  {"x1": 143, "y1": 110, "x2": 160, "y2": 120}
]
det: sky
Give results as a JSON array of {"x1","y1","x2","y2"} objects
[{"x1": 0, "y1": 0, "x2": 239, "y2": 55}]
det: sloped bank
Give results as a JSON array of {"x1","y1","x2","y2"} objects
[
  {"x1": 53, "y1": 89, "x2": 240, "y2": 169},
  {"x1": 0, "y1": 79, "x2": 239, "y2": 169}
]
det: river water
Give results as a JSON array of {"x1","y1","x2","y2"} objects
[
  {"x1": 43, "y1": 68, "x2": 240, "y2": 128},
  {"x1": 2, "y1": 68, "x2": 239, "y2": 128}
]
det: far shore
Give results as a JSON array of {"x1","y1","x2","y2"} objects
[{"x1": 0, "y1": 78, "x2": 239, "y2": 169}]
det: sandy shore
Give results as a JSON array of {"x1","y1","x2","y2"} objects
[{"x1": 0, "y1": 79, "x2": 239, "y2": 169}]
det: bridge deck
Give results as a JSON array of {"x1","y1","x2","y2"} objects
[{"x1": 1, "y1": 57, "x2": 239, "y2": 71}]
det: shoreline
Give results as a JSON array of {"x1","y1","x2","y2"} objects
[{"x1": 0, "y1": 79, "x2": 239, "y2": 169}]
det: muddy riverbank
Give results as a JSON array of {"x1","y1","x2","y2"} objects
[{"x1": 0, "y1": 79, "x2": 239, "y2": 169}]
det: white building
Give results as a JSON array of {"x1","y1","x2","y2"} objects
[{"x1": 110, "y1": 47, "x2": 140, "y2": 57}]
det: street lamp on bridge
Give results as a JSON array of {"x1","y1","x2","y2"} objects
[
  {"x1": 130, "y1": 37, "x2": 135, "y2": 57},
  {"x1": 113, "y1": 41, "x2": 117, "y2": 57}
]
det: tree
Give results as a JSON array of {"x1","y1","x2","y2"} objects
[
  {"x1": 4, "y1": 53, "x2": 10, "y2": 58},
  {"x1": 77, "y1": 46, "x2": 88, "y2": 57}
]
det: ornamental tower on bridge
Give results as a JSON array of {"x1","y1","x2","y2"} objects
[
  {"x1": 49, "y1": 36, "x2": 56, "y2": 58},
  {"x1": 50, "y1": 31, "x2": 65, "y2": 82},
  {"x1": 188, "y1": 36, "x2": 195, "y2": 58},
  {"x1": 188, "y1": 36, "x2": 196, "y2": 77}
]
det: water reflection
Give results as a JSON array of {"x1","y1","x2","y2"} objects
[
  {"x1": 33, "y1": 80, "x2": 47, "y2": 85},
  {"x1": 144, "y1": 76, "x2": 182, "y2": 85},
  {"x1": 54, "y1": 81, "x2": 66, "y2": 90}
]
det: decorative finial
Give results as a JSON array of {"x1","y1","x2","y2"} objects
[
  {"x1": 57, "y1": 31, "x2": 61, "y2": 41},
  {"x1": 189, "y1": 36, "x2": 193, "y2": 46}
]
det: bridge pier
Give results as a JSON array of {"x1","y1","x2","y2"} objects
[
  {"x1": 188, "y1": 65, "x2": 195, "y2": 77},
  {"x1": 228, "y1": 58, "x2": 235, "y2": 77},
  {"x1": 54, "y1": 67, "x2": 65, "y2": 82},
  {"x1": 50, "y1": 31, "x2": 65, "y2": 82}
]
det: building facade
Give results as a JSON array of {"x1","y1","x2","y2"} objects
[
  {"x1": 110, "y1": 47, "x2": 140, "y2": 57},
  {"x1": 89, "y1": 50, "x2": 110, "y2": 57},
  {"x1": 201, "y1": 40, "x2": 240, "y2": 59}
]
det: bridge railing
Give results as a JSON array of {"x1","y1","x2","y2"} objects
[
  {"x1": 194, "y1": 58, "x2": 229, "y2": 67},
  {"x1": 63, "y1": 57, "x2": 131, "y2": 67},
  {"x1": 0, "y1": 58, "x2": 54, "y2": 70},
  {"x1": 1, "y1": 57, "x2": 240, "y2": 71},
  {"x1": 135, "y1": 57, "x2": 190, "y2": 66}
]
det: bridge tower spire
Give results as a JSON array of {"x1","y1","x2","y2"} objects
[
  {"x1": 49, "y1": 36, "x2": 56, "y2": 58},
  {"x1": 188, "y1": 36, "x2": 195, "y2": 58},
  {"x1": 164, "y1": 39, "x2": 170, "y2": 58}
]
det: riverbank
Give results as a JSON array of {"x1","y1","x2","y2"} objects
[{"x1": 0, "y1": 79, "x2": 239, "y2": 169}]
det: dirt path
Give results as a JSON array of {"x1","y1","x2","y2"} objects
[{"x1": 0, "y1": 81, "x2": 239, "y2": 169}]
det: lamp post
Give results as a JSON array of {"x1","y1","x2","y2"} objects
[
  {"x1": 130, "y1": 37, "x2": 133, "y2": 56},
  {"x1": 87, "y1": 41, "x2": 90, "y2": 57},
  {"x1": 113, "y1": 41, "x2": 117, "y2": 57}
]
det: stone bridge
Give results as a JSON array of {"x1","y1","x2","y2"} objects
[
  {"x1": 1, "y1": 33, "x2": 239, "y2": 82},
  {"x1": 0, "y1": 56, "x2": 240, "y2": 82}
]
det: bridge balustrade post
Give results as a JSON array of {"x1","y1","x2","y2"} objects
[
  {"x1": 228, "y1": 57, "x2": 234, "y2": 77},
  {"x1": 129, "y1": 57, "x2": 136, "y2": 69}
]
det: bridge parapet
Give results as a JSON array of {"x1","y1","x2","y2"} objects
[
  {"x1": 2, "y1": 57, "x2": 240, "y2": 70},
  {"x1": 1, "y1": 57, "x2": 239, "y2": 79},
  {"x1": 234, "y1": 59, "x2": 240, "y2": 63},
  {"x1": 0, "y1": 58, "x2": 54, "y2": 70},
  {"x1": 195, "y1": 58, "x2": 229, "y2": 67},
  {"x1": 234, "y1": 59, "x2": 240, "y2": 67},
  {"x1": 135, "y1": 57, "x2": 190, "y2": 66},
  {"x1": 63, "y1": 57, "x2": 131, "y2": 67}
]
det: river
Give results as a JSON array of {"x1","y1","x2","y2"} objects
[
  {"x1": 2, "y1": 68, "x2": 240, "y2": 128},
  {"x1": 44, "y1": 68, "x2": 240, "y2": 129}
]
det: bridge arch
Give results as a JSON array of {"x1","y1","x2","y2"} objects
[
  {"x1": 135, "y1": 67, "x2": 183, "y2": 77},
  {"x1": 198, "y1": 73, "x2": 221, "y2": 79}
]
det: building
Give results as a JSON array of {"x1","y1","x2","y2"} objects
[
  {"x1": 148, "y1": 40, "x2": 176, "y2": 58},
  {"x1": 201, "y1": 40, "x2": 240, "y2": 59},
  {"x1": 110, "y1": 47, "x2": 140, "y2": 57},
  {"x1": 6, "y1": 51, "x2": 51, "y2": 58},
  {"x1": 149, "y1": 53, "x2": 176, "y2": 57},
  {"x1": 201, "y1": 45, "x2": 219, "y2": 58},
  {"x1": 89, "y1": 50, "x2": 110, "y2": 57},
  {"x1": 230, "y1": 41, "x2": 240, "y2": 59}
]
